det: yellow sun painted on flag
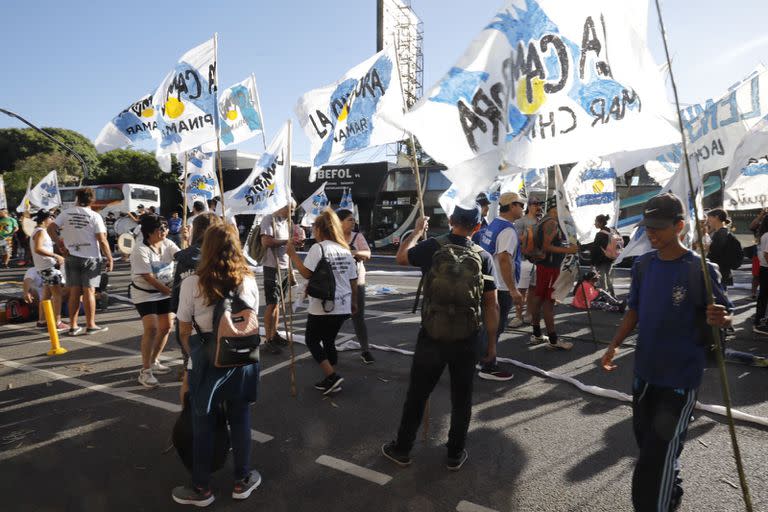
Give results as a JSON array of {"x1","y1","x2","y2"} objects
[
  {"x1": 141, "y1": 108, "x2": 155, "y2": 118},
  {"x1": 267, "y1": 183, "x2": 275, "y2": 191},
  {"x1": 593, "y1": 180, "x2": 605, "y2": 194},
  {"x1": 165, "y1": 97, "x2": 185, "y2": 119},
  {"x1": 196, "y1": 182, "x2": 207, "y2": 191},
  {"x1": 338, "y1": 103, "x2": 350, "y2": 122},
  {"x1": 226, "y1": 109, "x2": 238, "y2": 121},
  {"x1": 517, "y1": 78, "x2": 546, "y2": 115}
]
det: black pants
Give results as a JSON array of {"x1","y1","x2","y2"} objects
[
  {"x1": 632, "y1": 376, "x2": 697, "y2": 512},
  {"x1": 305, "y1": 314, "x2": 348, "y2": 365},
  {"x1": 756, "y1": 266, "x2": 768, "y2": 322},
  {"x1": 394, "y1": 330, "x2": 476, "y2": 455}
]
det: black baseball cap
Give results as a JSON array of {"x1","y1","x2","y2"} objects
[
  {"x1": 450, "y1": 204, "x2": 482, "y2": 226},
  {"x1": 475, "y1": 193, "x2": 491, "y2": 207},
  {"x1": 639, "y1": 193, "x2": 685, "y2": 229}
]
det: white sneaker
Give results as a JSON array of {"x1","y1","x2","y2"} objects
[
  {"x1": 138, "y1": 369, "x2": 159, "y2": 388},
  {"x1": 529, "y1": 334, "x2": 549, "y2": 345},
  {"x1": 508, "y1": 318, "x2": 524, "y2": 328},
  {"x1": 151, "y1": 361, "x2": 172, "y2": 375},
  {"x1": 546, "y1": 339, "x2": 574, "y2": 351}
]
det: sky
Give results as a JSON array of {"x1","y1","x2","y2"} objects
[{"x1": 1, "y1": 0, "x2": 767, "y2": 164}]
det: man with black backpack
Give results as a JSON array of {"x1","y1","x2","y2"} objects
[
  {"x1": 601, "y1": 193, "x2": 733, "y2": 511},
  {"x1": 382, "y1": 205, "x2": 499, "y2": 471},
  {"x1": 705, "y1": 208, "x2": 742, "y2": 289}
]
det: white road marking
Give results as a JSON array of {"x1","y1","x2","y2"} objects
[
  {"x1": 0, "y1": 357, "x2": 274, "y2": 443},
  {"x1": 260, "y1": 351, "x2": 313, "y2": 376},
  {"x1": 0, "y1": 418, "x2": 118, "y2": 462},
  {"x1": 456, "y1": 500, "x2": 499, "y2": 512},
  {"x1": 315, "y1": 455, "x2": 392, "y2": 485}
]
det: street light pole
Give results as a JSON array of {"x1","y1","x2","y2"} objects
[{"x1": 0, "y1": 108, "x2": 90, "y2": 180}]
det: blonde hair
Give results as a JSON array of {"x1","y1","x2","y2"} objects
[
  {"x1": 313, "y1": 208, "x2": 348, "y2": 249},
  {"x1": 196, "y1": 224, "x2": 253, "y2": 306}
]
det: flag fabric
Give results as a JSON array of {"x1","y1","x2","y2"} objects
[
  {"x1": 724, "y1": 112, "x2": 768, "y2": 210},
  {"x1": 295, "y1": 47, "x2": 406, "y2": 170},
  {"x1": 154, "y1": 37, "x2": 218, "y2": 155},
  {"x1": 564, "y1": 159, "x2": 619, "y2": 244},
  {"x1": 156, "y1": 153, "x2": 173, "y2": 174},
  {"x1": 16, "y1": 170, "x2": 61, "y2": 213},
  {"x1": 202, "y1": 74, "x2": 264, "y2": 152},
  {"x1": 184, "y1": 149, "x2": 219, "y2": 209},
  {"x1": 554, "y1": 165, "x2": 578, "y2": 246},
  {"x1": 0, "y1": 177, "x2": 7, "y2": 210},
  {"x1": 339, "y1": 188, "x2": 354, "y2": 210},
  {"x1": 403, "y1": 0, "x2": 678, "y2": 176},
  {"x1": 523, "y1": 168, "x2": 548, "y2": 193},
  {"x1": 613, "y1": 224, "x2": 650, "y2": 266},
  {"x1": 299, "y1": 182, "x2": 329, "y2": 227},
  {"x1": 94, "y1": 92, "x2": 160, "y2": 153},
  {"x1": 225, "y1": 122, "x2": 291, "y2": 216}
]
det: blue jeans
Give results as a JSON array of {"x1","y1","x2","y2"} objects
[
  {"x1": 192, "y1": 398, "x2": 252, "y2": 488},
  {"x1": 477, "y1": 290, "x2": 512, "y2": 369}
]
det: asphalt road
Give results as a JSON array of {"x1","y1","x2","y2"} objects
[{"x1": 0, "y1": 259, "x2": 766, "y2": 512}]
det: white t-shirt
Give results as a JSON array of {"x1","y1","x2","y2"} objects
[
  {"x1": 53, "y1": 206, "x2": 107, "y2": 259},
  {"x1": 31, "y1": 227, "x2": 57, "y2": 270},
  {"x1": 176, "y1": 275, "x2": 259, "y2": 332},
  {"x1": 759, "y1": 232, "x2": 768, "y2": 267},
  {"x1": 260, "y1": 214, "x2": 289, "y2": 269},
  {"x1": 303, "y1": 240, "x2": 358, "y2": 315},
  {"x1": 348, "y1": 231, "x2": 371, "y2": 285},
  {"x1": 492, "y1": 224, "x2": 519, "y2": 292},
  {"x1": 24, "y1": 267, "x2": 44, "y2": 297},
  {"x1": 130, "y1": 238, "x2": 180, "y2": 304}
]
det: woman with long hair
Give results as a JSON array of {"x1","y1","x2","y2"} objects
[
  {"x1": 287, "y1": 208, "x2": 358, "y2": 395},
  {"x1": 335, "y1": 208, "x2": 374, "y2": 364},
  {"x1": 30, "y1": 210, "x2": 67, "y2": 331},
  {"x1": 174, "y1": 224, "x2": 261, "y2": 506},
  {"x1": 590, "y1": 214, "x2": 616, "y2": 296},
  {"x1": 130, "y1": 214, "x2": 179, "y2": 388}
]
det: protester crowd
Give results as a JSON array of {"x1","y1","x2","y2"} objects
[{"x1": 4, "y1": 186, "x2": 767, "y2": 510}]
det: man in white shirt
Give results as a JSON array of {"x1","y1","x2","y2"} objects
[
  {"x1": 260, "y1": 204, "x2": 292, "y2": 354},
  {"x1": 49, "y1": 187, "x2": 113, "y2": 336}
]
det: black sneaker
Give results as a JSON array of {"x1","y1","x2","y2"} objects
[
  {"x1": 361, "y1": 351, "x2": 375, "y2": 365},
  {"x1": 271, "y1": 334, "x2": 289, "y2": 347},
  {"x1": 314, "y1": 376, "x2": 329, "y2": 390},
  {"x1": 263, "y1": 340, "x2": 283, "y2": 354},
  {"x1": 381, "y1": 441, "x2": 412, "y2": 467},
  {"x1": 321, "y1": 374, "x2": 344, "y2": 395},
  {"x1": 446, "y1": 449, "x2": 468, "y2": 471},
  {"x1": 171, "y1": 485, "x2": 215, "y2": 507}
]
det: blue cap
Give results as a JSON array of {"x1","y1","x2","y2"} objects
[{"x1": 450, "y1": 204, "x2": 482, "y2": 226}]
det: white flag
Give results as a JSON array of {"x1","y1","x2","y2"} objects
[
  {"x1": 724, "y1": 113, "x2": 768, "y2": 210},
  {"x1": 0, "y1": 177, "x2": 7, "y2": 210},
  {"x1": 299, "y1": 182, "x2": 329, "y2": 227},
  {"x1": 523, "y1": 168, "x2": 548, "y2": 193},
  {"x1": 201, "y1": 74, "x2": 264, "y2": 152},
  {"x1": 225, "y1": 122, "x2": 291, "y2": 215},
  {"x1": 564, "y1": 159, "x2": 619, "y2": 244},
  {"x1": 339, "y1": 188, "x2": 355, "y2": 210},
  {"x1": 16, "y1": 170, "x2": 61, "y2": 213},
  {"x1": 295, "y1": 48, "x2": 406, "y2": 170},
  {"x1": 94, "y1": 92, "x2": 160, "y2": 153},
  {"x1": 554, "y1": 165, "x2": 578, "y2": 246},
  {"x1": 154, "y1": 37, "x2": 218, "y2": 154},
  {"x1": 185, "y1": 150, "x2": 219, "y2": 209},
  {"x1": 404, "y1": 0, "x2": 677, "y2": 173}
]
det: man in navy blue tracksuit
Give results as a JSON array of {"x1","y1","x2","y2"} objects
[{"x1": 601, "y1": 193, "x2": 732, "y2": 512}]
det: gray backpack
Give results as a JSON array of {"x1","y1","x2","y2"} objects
[{"x1": 421, "y1": 235, "x2": 485, "y2": 342}]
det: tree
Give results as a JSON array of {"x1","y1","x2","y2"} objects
[
  {"x1": 3, "y1": 152, "x2": 84, "y2": 208},
  {"x1": 0, "y1": 127, "x2": 101, "y2": 177},
  {"x1": 95, "y1": 149, "x2": 182, "y2": 213}
]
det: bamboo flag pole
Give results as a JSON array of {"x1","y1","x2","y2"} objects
[
  {"x1": 252, "y1": 73, "x2": 269, "y2": 153},
  {"x1": 284, "y1": 120, "x2": 298, "y2": 397},
  {"x1": 654, "y1": 2, "x2": 752, "y2": 510},
  {"x1": 212, "y1": 33, "x2": 227, "y2": 217},
  {"x1": 181, "y1": 153, "x2": 189, "y2": 248}
]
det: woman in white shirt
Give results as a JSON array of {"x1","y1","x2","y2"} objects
[
  {"x1": 31, "y1": 210, "x2": 67, "y2": 331},
  {"x1": 174, "y1": 224, "x2": 261, "y2": 506},
  {"x1": 288, "y1": 209, "x2": 358, "y2": 396},
  {"x1": 130, "y1": 214, "x2": 179, "y2": 388},
  {"x1": 336, "y1": 208, "x2": 374, "y2": 364}
]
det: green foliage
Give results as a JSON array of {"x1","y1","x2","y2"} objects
[
  {"x1": 0, "y1": 127, "x2": 100, "y2": 177},
  {"x1": 3, "y1": 152, "x2": 84, "y2": 207}
]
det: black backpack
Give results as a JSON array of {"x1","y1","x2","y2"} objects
[{"x1": 306, "y1": 242, "x2": 336, "y2": 312}]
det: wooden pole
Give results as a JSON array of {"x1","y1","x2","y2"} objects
[
  {"x1": 654, "y1": 2, "x2": 752, "y2": 509},
  {"x1": 212, "y1": 33, "x2": 227, "y2": 217},
  {"x1": 181, "y1": 153, "x2": 189, "y2": 248},
  {"x1": 252, "y1": 73, "x2": 269, "y2": 153},
  {"x1": 284, "y1": 120, "x2": 297, "y2": 397}
]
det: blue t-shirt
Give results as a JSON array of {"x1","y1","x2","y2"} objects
[{"x1": 628, "y1": 250, "x2": 731, "y2": 389}]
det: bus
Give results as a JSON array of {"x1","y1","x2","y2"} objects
[{"x1": 59, "y1": 183, "x2": 161, "y2": 218}]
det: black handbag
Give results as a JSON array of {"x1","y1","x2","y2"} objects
[{"x1": 172, "y1": 393, "x2": 230, "y2": 473}]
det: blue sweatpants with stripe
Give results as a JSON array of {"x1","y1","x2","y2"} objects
[{"x1": 631, "y1": 376, "x2": 697, "y2": 512}]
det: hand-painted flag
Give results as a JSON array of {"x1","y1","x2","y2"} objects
[
  {"x1": 94, "y1": 92, "x2": 160, "y2": 153},
  {"x1": 16, "y1": 170, "x2": 61, "y2": 213},
  {"x1": 299, "y1": 182, "x2": 329, "y2": 227},
  {"x1": 184, "y1": 149, "x2": 219, "y2": 209},
  {"x1": 225, "y1": 122, "x2": 291, "y2": 215},
  {"x1": 339, "y1": 188, "x2": 354, "y2": 210},
  {"x1": 295, "y1": 47, "x2": 406, "y2": 171},
  {"x1": 202, "y1": 74, "x2": 264, "y2": 152},
  {"x1": 725, "y1": 112, "x2": 768, "y2": 210},
  {"x1": 154, "y1": 37, "x2": 218, "y2": 155}
]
